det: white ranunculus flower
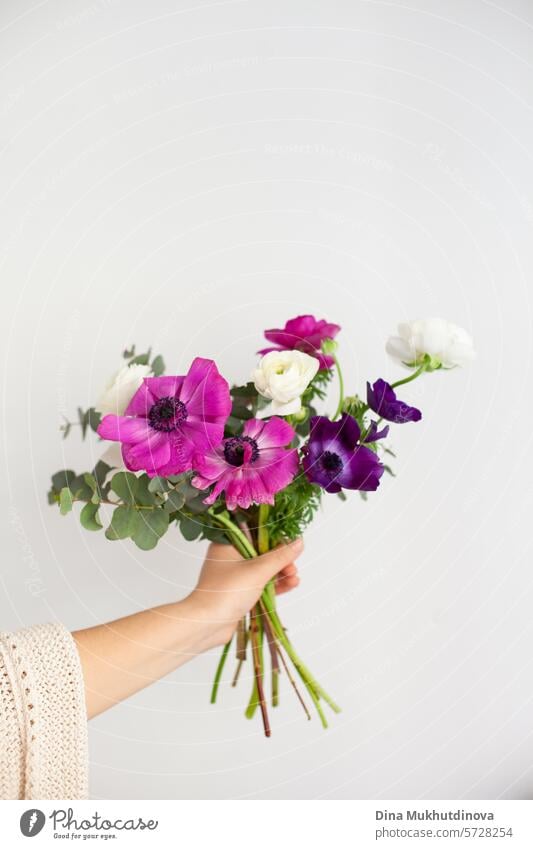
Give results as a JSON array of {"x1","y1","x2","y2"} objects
[
  {"x1": 252, "y1": 350, "x2": 319, "y2": 417},
  {"x1": 386, "y1": 318, "x2": 476, "y2": 369},
  {"x1": 95, "y1": 363, "x2": 152, "y2": 416}
]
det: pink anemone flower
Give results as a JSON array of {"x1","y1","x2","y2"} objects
[
  {"x1": 192, "y1": 417, "x2": 298, "y2": 511},
  {"x1": 259, "y1": 314, "x2": 341, "y2": 369},
  {"x1": 97, "y1": 357, "x2": 231, "y2": 477}
]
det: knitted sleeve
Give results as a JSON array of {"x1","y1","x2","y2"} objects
[{"x1": 0, "y1": 622, "x2": 88, "y2": 800}]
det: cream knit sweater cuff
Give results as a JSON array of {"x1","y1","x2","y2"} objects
[{"x1": 0, "y1": 622, "x2": 88, "y2": 800}]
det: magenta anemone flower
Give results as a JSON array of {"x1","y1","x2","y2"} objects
[
  {"x1": 192, "y1": 417, "x2": 298, "y2": 511},
  {"x1": 302, "y1": 413, "x2": 384, "y2": 493},
  {"x1": 366, "y1": 379, "x2": 422, "y2": 424},
  {"x1": 259, "y1": 314, "x2": 341, "y2": 369},
  {"x1": 97, "y1": 357, "x2": 231, "y2": 477}
]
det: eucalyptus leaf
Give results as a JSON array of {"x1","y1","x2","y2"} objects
[
  {"x1": 135, "y1": 475, "x2": 157, "y2": 507},
  {"x1": 69, "y1": 475, "x2": 93, "y2": 501},
  {"x1": 151, "y1": 354, "x2": 165, "y2": 376},
  {"x1": 78, "y1": 407, "x2": 89, "y2": 439},
  {"x1": 80, "y1": 502, "x2": 103, "y2": 531},
  {"x1": 129, "y1": 350, "x2": 151, "y2": 366},
  {"x1": 51, "y1": 469, "x2": 76, "y2": 492},
  {"x1": 132, "y1": 510, "x2": 169, "y2": 550},
  {"x1": 105, "y1": 505, "x2": 140, "y2": 540},
  {"x1": 147, "y1": 476, "x2": 169, "y2": 493},
  {"x1": 88, "y1": 408, "x2": 102, "y2": 432},
  {"x1": 83, "y1": 472, "x2": 100, "y2": 504},
  {"x1": 110, "y1": 472, "x2": 139, "y2": 505},
  {"x1": 164, "y1": 489, "x2": 186, "y2": 513},
  {"x1": 93, "y1": 461, "x2": 112, "y2": 488},
  {"x1": 179, "y1": 516, "x2": 202, "y2": 541},
  {"x1": 59, "y1": 487, "x2": 73, "y2": 515}
]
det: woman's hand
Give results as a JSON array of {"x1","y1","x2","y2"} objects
[
  {"x1": 190, "y1": 538, "x2": 303, "y2": 648},
  {"x1": 74, "y1": 539, "x2": 303, "y2": 718}
]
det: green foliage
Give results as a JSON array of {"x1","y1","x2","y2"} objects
[
  {"x1": 301, "y1": 367, "x2": 334, "y2": 406},
  {"x1": 59, "y1": 487, "x2": 73, "y2": 515},
  {"x1": 151, "y1": 354, "x2": 165, "y2": 376},
  {"x1": 267, "y1": 473, "x2": 322, "y2": 544},
  {"x1": 60, "y1": 408, "x2": 101, "y2": 440},
  {"x1": 225, "y1": 382, "x2": 268, "y2": 436},
  {"x1": 110, "y1": 472, "x2": 139, "y2": 505},
  {"x1": 48, "y1": 462, "x2": 222, "y2": 549},
  {"x1": 131, "y1": 510, "x2": 169, "y2": 550},
  {"x1": 80, "y1": 502, "x2": 103, "y2": 531},
  {"x1": 105, "y1": 505, "x2": 140, "y2": 540}
]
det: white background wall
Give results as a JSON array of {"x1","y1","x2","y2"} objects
[{"x1": 1, "y1": 0, "x2": 532, "y2": 800}]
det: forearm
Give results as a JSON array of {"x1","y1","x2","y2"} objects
[{"x1": 73, "y1": 594, "x2": 220, "y2": 719}]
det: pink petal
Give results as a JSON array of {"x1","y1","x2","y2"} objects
[
  {"x1": 244, "y1": 416, "x2": 295, "y2": 448},
  {"x1": 181, "y1": 357, "x2": 231, "y2": 421},
  {"x1": 97, "y1": 415, "x2": 151, "y2": 443},
  {"x1": 124, "y1": 380, "x2": 157, "y2": 417},
  {"x1": 182, "y1": 418, "x2": 225, "y2": 453},
  {"x1": 143, "y1": 375, "x2": 185, "y2": 401},
  {"x1": 192, "y1": 449, "x2": 228, "y2": 481},
  {"x1": 154, "y1": 430, "x2": 196, "y2": 476},
  {"x1": 254, "y1": 447, "x2": 299, "y2": 491},
  {"x1": 123, "y1": 431, "x2": 171, "y2": 470}
]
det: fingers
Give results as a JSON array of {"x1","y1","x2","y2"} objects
[
  {"x1": 256, "y1": 538, "x2": 304, "y2": 582},
  {"x1": 274, "y1": 563, "x2": 300, "y2": 596}
]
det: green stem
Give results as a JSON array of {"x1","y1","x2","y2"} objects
[
  {"x1": 257, "y1": 504, "x2": 270, "y2": 554},
  {"x1": 210, "y1": 638, "x2": 231, "y2": 704},
  {"x1": 390, "y1": 362, "x2": 426, "y2": 390},
  {"x1": 332, "y1": 352, "x2": 345, "y2": 420},
  {"x1": 207, "y1": 508, "x2": 257, "y2": 558},
  {"x1": 208, "y1": 507, "x2": 340, "y2": 725},
  {"x1": 261, "y1": 591, "x2": 341, "y2": 717}
]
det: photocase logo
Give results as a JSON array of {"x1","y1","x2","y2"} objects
[{"x1": 20, "y1": 809, "x2": 45, "y2": 837}]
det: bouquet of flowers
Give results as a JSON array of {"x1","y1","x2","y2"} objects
[{"x1": 48, "y1": 315, "x2": 475, "y2": 736}]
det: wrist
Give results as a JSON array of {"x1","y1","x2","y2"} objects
[{"x1": 178, "y1": 592, "x2": 234, "y2": 653}]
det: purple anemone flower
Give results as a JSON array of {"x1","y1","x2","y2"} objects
[
  {"x1": 366, "y1": 379, "x2": 422, "y2": 424},
  {"x1": 302, "y1": 414, "x2": 384, "y2": 493},
  {"x1": 192, "y1": 417, "x2": 298, "y2": 511},
  {"x1": 97, "y1": 357, "x2": 231, "y2": 477},
  {"x1": 259, "y1": 314, "x2": 341, "y2": 369}
]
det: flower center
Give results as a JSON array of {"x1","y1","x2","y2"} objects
[
  {"x1": 223, "y1": 436, "x2": 259, "y2": 466},
  {"x1": 321, "y1": 450, "x2": 343, "y2": 476},
  {"x1": 148, "y1": 397, "x2": 188, "y2": 432}
]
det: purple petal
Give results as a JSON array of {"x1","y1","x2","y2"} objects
[
  {"x1": 367, "y1": 379, "x2": 422, "y2": 424},
  {"x1": 337, "y1": 445, "x2": 384, "y2": 491},
  {"x1": 362, "y1": 421, "x2": 390, "y2": 443}
]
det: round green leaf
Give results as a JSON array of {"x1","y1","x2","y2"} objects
[
  {"x1": 105, "y1": 505, "x2": 140, "y2": 540},
  {"x1": 110, "y1": 472, "x2": 139, "y2": 505},
  {"x1": 132, "y1": 510, "x2": 169, "y2": 550},
  {"x1": 164, "y1": 489, "x2": 186, "y2": 513},
  {"x1": 80, "y1": 502, "x2": 103, "y2": 531}
]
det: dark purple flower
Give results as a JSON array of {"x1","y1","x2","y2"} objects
[
  {"x1": 302, "y1": 414, "x2": 384, "y2": 493},
  {"x1": 362, "y1": 420, "x2": 390, "y2": 443},
  {"x1": 258, "y1": 314, "x2": 341, "y2": 369},
  {"x1": 366, "y1": 379, "x2": 422, "y2": 424}
]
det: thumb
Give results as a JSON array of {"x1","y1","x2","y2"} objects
[{"x1": 254, "y1": 538, "x2": 304, "y2": 582}]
